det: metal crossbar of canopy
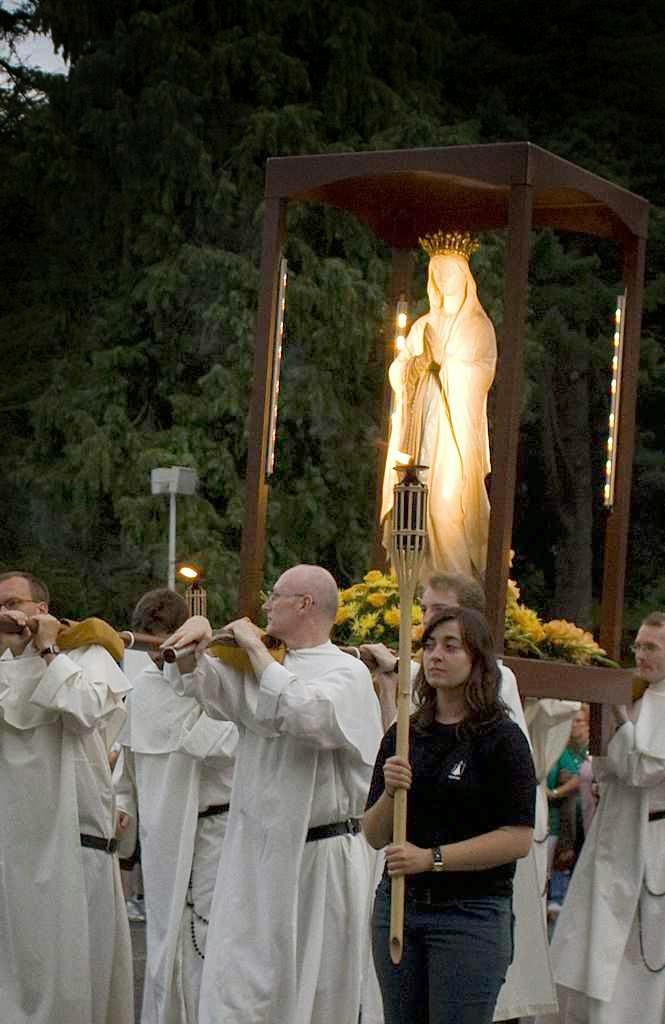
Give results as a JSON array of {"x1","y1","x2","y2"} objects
[{"x1": 237, "y1": 142, "x2": 648, "y2": 746}]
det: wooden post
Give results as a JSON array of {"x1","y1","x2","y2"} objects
[
  {"x1": 389, "y1": 466, "x2": 428, "y2": 964},
  {"x1": 593, "y1": 233, "x2": 647, "y2": 751},
  {"x1": 238, "y1": 197, "x2": 287, "y2": 619},
  {"x1": 485, "y1": 184, "x2": 534, "y2": 651}
]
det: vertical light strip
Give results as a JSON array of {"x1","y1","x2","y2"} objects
[
  {"x1": 395, "y1": 295, "x2": 408, "y2": 351},
  {"x1": 604, "y1": 291, "x2": 626, "y2": 509},
  {"x1": 265, "y1": 257, "x2": 288, "y2": 478}
]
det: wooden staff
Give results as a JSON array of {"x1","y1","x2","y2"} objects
[{"x1": 389, "y1": 463, "x2": 428, "y2": 964}]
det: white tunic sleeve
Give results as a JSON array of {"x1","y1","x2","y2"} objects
[
  {"x1": 113, "y1": 745, "x2": 137, "y2": 819},
  {"x1": 255, "y1": 658, "x2": 381, "y2": 765},
  {"x1": 606, "y1": 720, "x2": 665, "y2": 787},
  {"x1": 27, "y1": 645, "x2": 129, "y2": 737},
  {"x1": 112, "y1": 745, "x2": 139, "y2": 858},
  {"x1": 165, "y1": 652, "x2": 260, "y2": 728},
  {"x1": 176, "y1": 711, "x2": 238, "y2": 762}
]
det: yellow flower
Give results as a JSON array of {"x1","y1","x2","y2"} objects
[
  {"x1": 542, "y1": 619, "x2": 607, "y2": 665},
  {"x1": 363, "y1": 570, "x2": 385, "y2": 584},
  {"x1": 351, "y1": 584, "x2": 368, "y2": 599},
  {"x1": 384, "y1": 608, "x2": 401, "y2": 628},
  {"x1": 366, "y1": 592, "x2": 388, "y2": 608},
  {"x1": 339, "y1": 587, "x2": 356, "y2": 602},
  {"x1": 411, "y1": 604, "x2": 423, "y2": 624},
  {"x1": 335, "y1": 604, "x2": 356, "y2": 625},
  {"x1": 507, "y1": 604, "x2": 545, "y2": 643},
  {"x1": 543, "y1": 619, "x2": 583, "y2": 642},
  {"x1": 506, "y1": 578, "x2": 520, "y2": 606},
  {"x1": 356, "y1": 612, "x2": 380, "y2": 637},
  {"x1": 411, "y1": 623, "x2": 424, "y2": 644}
]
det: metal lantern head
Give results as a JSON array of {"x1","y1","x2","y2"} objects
[
  {"x1": 185, "y1": 581, "x2": 208, "y2": 618},
  {"x1": 391, "y1": 463, "x2": 428, "y2": 556}
]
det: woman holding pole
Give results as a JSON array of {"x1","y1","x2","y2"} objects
[{"x1": 363, "y1": 607, "x2": 536, "y2": 1024}]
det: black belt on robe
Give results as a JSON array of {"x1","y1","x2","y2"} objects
[
  {"x1": 198, "y1": 803, "x2": 230, "y2": 819},
  {"x1": 306, "y1": 818, "x2": 362, "y2": 842},
  {"x1": 649, "y1": 810, "x2": 665, "y2": 822},
  {"x1": 80, "y1": 832, "x2": 118, "y2": 854}
]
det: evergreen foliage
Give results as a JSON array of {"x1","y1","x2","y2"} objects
[{"x1": 2, "y1": 0, "x2": 665, "y2": 640}]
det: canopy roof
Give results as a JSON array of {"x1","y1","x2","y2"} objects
[{"x1": 265, "y1": 142, "x2": 649, "y2": 246}]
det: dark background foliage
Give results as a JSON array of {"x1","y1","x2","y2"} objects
[{"x1": 2, "y1": 0, "x2": 665, "y2": 639}]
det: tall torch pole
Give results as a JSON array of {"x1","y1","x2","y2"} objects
[{"x1": 390, "y1": 462, "x2": 428, "y2": 964}]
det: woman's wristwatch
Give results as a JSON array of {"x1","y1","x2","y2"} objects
[{"x1": 431, "y1": 846, "x2": 445, "y2": 872}]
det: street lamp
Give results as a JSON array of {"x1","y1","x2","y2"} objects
[{"x1": 150, "y1": 466, "x2": 198, "y2": 590}]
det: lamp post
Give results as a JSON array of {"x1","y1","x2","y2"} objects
[
  {"x1": 390, "y1": 462, "x2": 428, "y2": 964},
  {"x1": 150, "y1": 467, "x2": 198, "y2": 590}
]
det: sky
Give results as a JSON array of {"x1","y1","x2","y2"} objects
[{"x1": 0, "y1": 0, "x2": 68, "y2": 75}]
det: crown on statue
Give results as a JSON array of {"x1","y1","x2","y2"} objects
[{"x1": 418, "y1": 230, "x2": 480, "y2": 262}]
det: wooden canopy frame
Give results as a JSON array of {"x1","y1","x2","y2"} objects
[{"x1": 238, "y1": 142, "x2": 648, "y2": 743}]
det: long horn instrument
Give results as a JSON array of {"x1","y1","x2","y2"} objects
[
  {"x1": 0, "y1": 614, "x2": 172, "y2": 652},
  {"x1": 0, "y1": 615, "x2": 381, "y2": 669}
]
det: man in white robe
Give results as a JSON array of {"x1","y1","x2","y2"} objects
[
  {"x1": 544, "y1": 611, "x2": 665, "y2": 1023},
  {"x1": 364, "y1": 570, "x2": 557, "y2": 1023},
  {"x1": 114, "y1": 587, "x2": 238, "y2": 1024},
  {"x1": 0, "y1": 570, "x2": 133, "y2": 1024},
  {"x1": 163, "y1": 564, "x2": 384, "y2": 1024}
]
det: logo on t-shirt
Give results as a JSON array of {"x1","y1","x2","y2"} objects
[{"x1": 448, "y1": 759, "x2": 466, "y2": 780}]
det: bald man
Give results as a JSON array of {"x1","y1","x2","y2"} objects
[{"x1": 163, "y1": 565, "x2": 383, "y2": 1024}]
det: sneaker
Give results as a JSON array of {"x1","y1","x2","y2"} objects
[{"x1": 126, "y1": 897, "x2": 146, "y2": 923}]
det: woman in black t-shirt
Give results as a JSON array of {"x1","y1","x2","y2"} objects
[{"x1": 363, "y1": 607, "x2": 536, "y2": 1024}]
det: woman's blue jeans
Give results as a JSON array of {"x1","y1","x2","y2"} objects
[{"x1": 372, "y1": 878, "x2": 513, "y2": 1024}]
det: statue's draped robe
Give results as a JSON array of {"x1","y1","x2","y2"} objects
[{"x1": 382, "y1": 303, "x2": 496, "y2": 578}]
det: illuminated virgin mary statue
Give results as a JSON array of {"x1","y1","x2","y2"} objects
[{"x1": 381, "y1": 231, "x2": 497, "y2": 578}]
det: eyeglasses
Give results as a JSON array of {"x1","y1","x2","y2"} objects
[
  {"x1": 264, "y1": 590, "x2": 311, "y2": 603},
  {"x1": 631, "y1": 642, "x2": 664, "y2": 654},
  {"x1": 0, "y1": 597, "x2": 36, "y2": 611}
]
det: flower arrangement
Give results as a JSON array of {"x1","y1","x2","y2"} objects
[
  {"x1": 333, "y1": 570, "x2": 423, "y2": 648},
  {"x1": 333, "y1": 569, "x2": 616, "y2": 667},
  {"x1": 504, "y1": 578, "x2": 616, "y2": 666}
]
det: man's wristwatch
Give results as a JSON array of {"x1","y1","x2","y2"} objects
[
  {"x1": 431, "y1": 845, "x2": 444, "y2": 872},
  {"x1": 39, "y1": 644, "x2": 60, "y2": 659}
]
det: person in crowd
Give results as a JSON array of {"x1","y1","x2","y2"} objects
[
  {"x1": 0, "y1": 570, "x2": 133, "y2": 1024},
  {"x1": 546, "y1": 704, "x2": 590, "y2": 916},
  {"x1": 162, "y1": 563, "x2": 384, "y2": 1024},
  {"x1": 114, "y1": 587, "x2": 238, "y2": 1023},
  {"x1": 363, "y1": 606, "x2": 536, "y2": 1024},
  {"x1": 363, "y1": 570, "x2": 557, "y2": 1022},
  {"x1": 546, "y1": 612, "x2": 665, "y2": 1023},
  {"x1": 524, "y1": 695, "x2": 582, "y2": 900}
]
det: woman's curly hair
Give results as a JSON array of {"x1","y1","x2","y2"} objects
[{"x1": 412, "y1": 606, "x2": 509, "y2": 738}]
